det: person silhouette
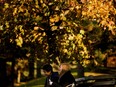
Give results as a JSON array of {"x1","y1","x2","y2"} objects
[{"x1": 42, "y1": 64, "x2": 59, "y2": 87}]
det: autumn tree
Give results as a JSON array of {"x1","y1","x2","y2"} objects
[{"x1": 0, "y1": 0, "x2": 116, "y2": 85}]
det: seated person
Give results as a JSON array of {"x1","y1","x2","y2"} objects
[
  {"x1": 58, "y1": 63, "x2": 75, "y2": 87},
  {"x1": 42, "y1": 64, "x2": 59, "y2": 87},
  {"x1": 46, "y1": 63, "x2": 75, "y2": 87}
]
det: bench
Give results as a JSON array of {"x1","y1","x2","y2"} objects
[{"x1": 75, "y1": 74, "x2": 116, "y2": 87}]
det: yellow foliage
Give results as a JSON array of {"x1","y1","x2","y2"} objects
[
  {"x1": 4, "y1": 3, "x2": 9, "y2": 8},
  {"x1": 50, "y1": 15, "x2": 60, "y2": 23},
  {"x1": 13, "y1": 8, "x2": 18, "y2": 16},
  {"x1": 81, "y1": 0, "x2": 116, "y2": 35},
  {"x1": 51, "y1": 26, "x2": 58, "y2": 31},
  {"x1": 15, "y1": 36, "x2": 23, "y2": 47}
]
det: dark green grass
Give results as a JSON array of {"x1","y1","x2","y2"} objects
[
  {"x1": 15, "y1": 71, "x2": 77, "y2": 87},
  {"x1": 15, "y1": 77, "x2": 45, "y2": 87}
]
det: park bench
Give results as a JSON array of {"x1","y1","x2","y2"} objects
[{"x1": 75, "y1": 74, "x2": 116, "y2": 87}]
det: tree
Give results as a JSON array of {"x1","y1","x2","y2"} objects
[{"x1": 0, "y1": 0, "x2": 116, "y2": 83}]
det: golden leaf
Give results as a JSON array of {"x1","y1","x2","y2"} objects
[
  {"x1": 51, "y1": 26, "x2": 58, "y2": 31},
  {"x1": 15, "y1": 36, "x2": 23, "y2": 47},
  {"x1": 13, "y1": 8, "x2": 17, "y2": 16},
  {"x1": 50, "y1": 18, "x2": 55, "y2": 23},
  {"x1": 4, "y1": 3, "x2": 9, "y2": 8}
]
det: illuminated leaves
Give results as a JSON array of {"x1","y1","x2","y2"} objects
[
  {"x1": 81, "y1": 0, "x2": 116, "y2": 35},
  {"x1": 0, "y1": 0, "x2": 116, "y2": 64},
  {"x1": 4, "y1": 2, "x2": 9, "y2": 8},
  {"x1": 35, "y1": 16, "x2": 42, "y2": 22},
  {"x1": 50, "y1": 15, "x2": 60, "y2": 23},
  {"x1": 15, "y1": 36, "x2": 23, "y2": 47}
]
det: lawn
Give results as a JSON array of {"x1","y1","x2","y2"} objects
[
  {"x1": 15, "y1": 77, "x2": 45, "y2": 87},
  {"x1": 15, "y1": 72, "x2": 76, "y2": 87},
  {"x1": 15, "y1": 70, "x2": 108, "y2": 87}
]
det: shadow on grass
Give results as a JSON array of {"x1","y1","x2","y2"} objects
[{"x1": 15, "y1": 77, "x2": 45, "y2": 87}]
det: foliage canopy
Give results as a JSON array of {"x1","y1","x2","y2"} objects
[{"x1": 0, "y1": 0, "x2": 116, "y2": 65}]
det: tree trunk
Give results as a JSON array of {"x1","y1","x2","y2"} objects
[
  {"x1": 34, "y1": 60, "x2": 37, "y2": 78},
  {"x1": 77, "y1": 62, "x2": 84, "y2": 78},
  {"x1": 29, "y1": 58, "x2": 34, "y2": 80},
  {"x1": 36, "y1": 61, "x2": 41, "y2": 77},
  {"x1": 11, "y1": 58, "x2": 15, "y2": 87},
  {"x1": 17, "y1": 70, "x2": 21, "y2": 83},
  {"x1": 46, "y1": 29, "x2": 59, "y2": 63},
  {"x1": 37, "y1": 67, "x2": 41, "y2": 77},
  {"x1": 0, "y1": 58, "x2": 7, "y2": 87}
]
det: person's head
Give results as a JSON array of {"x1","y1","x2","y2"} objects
[
  {"x1": 59, "y1": 63, "x2": 71, "y2": 74},
  {"x1": 42, "y1": 64, "x2": 53, "y2": 76}
]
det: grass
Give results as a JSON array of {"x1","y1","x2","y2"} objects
[
  {"x1": 15, "y1": 77, "x2": 45, "y2": 87},
  {"x1": 15, "y1": 71, "x2": 76, "y2": 87},
  {"x1": 15, "y1": 68, "x2": 109, "y2": 87},
  {"x1": 15, "y1": 71, "x2": 78, "y2": 87}
]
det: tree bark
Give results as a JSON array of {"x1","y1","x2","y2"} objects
[
  {"x1": 29, "y1": 60, "x2": 34, "y2": 80},
  {"x1": 37, "y1": 61, "x2": 42, "y2": 77},
  {"x1": 11, "y1": 58, "x2": 15, "y2": 87},
  {"x1": 0, "y1": 58, "x2": 7, "y2": 87},
  {"x1": 77, "y1": 62, "x2": 84, "y2": 78},
  {"x1": 17, "y1": 70, "x2": 21, "y2": 83}
]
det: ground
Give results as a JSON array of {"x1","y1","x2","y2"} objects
[{"x1": 14, "y1": 72, "x2": 109, "y2": 87}]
